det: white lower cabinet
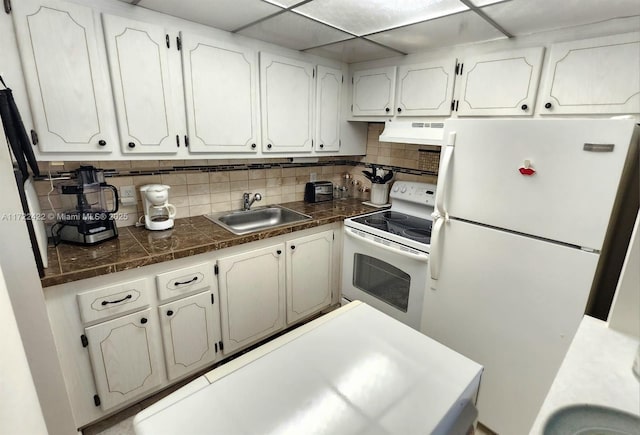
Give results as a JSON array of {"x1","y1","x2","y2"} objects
[
  {"x1": 45, "y1": 225, "x2": 339, "y2": 428},
  {"x1": 286, "y1": 230, "x2": 333, "y2": 325},
  {"x1": 159, "y1": 291, "x2": 222, "y2": 380},
  {"x1": 83, "y1": 308, "x2": 164, "y2": 411},
  {"x1": 217, "y1": 244, "x2": 286, "y2": 354}
]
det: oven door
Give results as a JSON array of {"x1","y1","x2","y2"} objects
[{"x1": 342, "y1": 226, "x2": 428, "y2": 330}]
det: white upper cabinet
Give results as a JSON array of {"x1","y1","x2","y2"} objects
[
  {"x1": 539, "y1": 33, "x2": 640, "y2": 115},
  {"x1": 455, "y1": 47, "x2": 545, "y2": 116},
  {"x1": 315, "y1": 65, "x2": 342, "y2": 152},
  {"x1": 260, "y1": 53, "x2": 315, "y2": 153},
  {"x1": 396, "y1": 60, "x2": 456, "y2": 117},
  {"x1": 102, "y1": 14, "x2": 180, "y2": 154},
  {"x1": 352, "y1": 66, "x2": 396, "y2": 116},
  {"x1": 182, "y1": 34, "x2": 260, "y2": 153},
  {"x1": 11, "y1": 0, "x2": 117, "y2": 153}
]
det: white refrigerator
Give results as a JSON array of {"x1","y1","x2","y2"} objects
[{"x1": 421, "y1": 119, "x2": 639, "y2": 435}]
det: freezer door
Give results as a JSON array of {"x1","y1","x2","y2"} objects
[
  {"x1": 440, "y1": 119, "x2": 637, "y2": 250},
  {"x1": 422, "y1": 219, "x2": 599, "y2": 435}
]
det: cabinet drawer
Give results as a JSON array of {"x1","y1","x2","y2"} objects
[
  {"x1": 77, "y1": 278, "x2": 149, "y2": 325},
  {"x1": 156, "y1": 263, "x2": 213, "y2": 302}
]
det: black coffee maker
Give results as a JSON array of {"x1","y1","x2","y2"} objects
[{"x1": 53, "y1": 166, "x2": 119, "y2": 245}]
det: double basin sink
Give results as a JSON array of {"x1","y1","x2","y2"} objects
[{"x1": 205, "y1": 205, "x2": 312, "y2": 235}]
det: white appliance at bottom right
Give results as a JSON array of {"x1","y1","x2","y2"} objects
[{"x1": 421, "y1": 119, "x2": 639, "y2": 435}]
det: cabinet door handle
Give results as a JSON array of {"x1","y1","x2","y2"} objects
[
  {"x1": 128, "y1": 142, "x2": 136, "y2": 148},
  {"x1": 166, "y1": 310, "x2": 174, "y2": 316},
  {"x1": 521, "y1": 104, "x2": 528, "y2": 111},
  {"x1": 251, "y1": 143, "x2": 256, "y2": 149},
  {"x1": 98, "y1": 140, "x2": 106, "y2": 146},
  {"x1": 291, "y1": 245, "x2": 296, "y2": 250},
  {"x1": 544, "y1": 102, "x2": 552, "y2": 109},
  {"x1": 276, "y1": 250, "x2": 282, "y2": 255},
  {"x1": 385, "y1": 107, "x2": 390, "y2": 113},
  {"x1": 397, "y1": 107, "x2": 402, "y2": 113},
  {"x1": 319, "y1": 144, "x2": 324, "y2": 149},
  {"x1": 267, "y1": 144, "x2": 272, "y2": 149},
  {"x1": 101, "y1": 294, "x2": 132, "y2": 306},
  {"x1": 174, "y1": 276, "x2": 198, "y2": 286},
  {"x1": 140, "y1": 317, "x2": 148, "y2": 324}
]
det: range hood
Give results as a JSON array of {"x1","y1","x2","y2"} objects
[{"x1": 379, "y1": 120, "x2": 445, "y2": 146}]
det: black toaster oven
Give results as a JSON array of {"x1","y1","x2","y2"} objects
[{"x1": 304, "y1": 181, "x2": 334, "y2": 203}]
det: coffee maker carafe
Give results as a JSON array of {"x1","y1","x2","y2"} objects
[
  {"x1": 140, "y1": 184, "x2": 176, "y2": 230},
  {"x1": 55, "y1": 166, "x2": 119, "y2": 245}
]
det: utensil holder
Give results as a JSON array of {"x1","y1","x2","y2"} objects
[{"x1": 370, "y1": 183, "x2": 389, "y2": 205}]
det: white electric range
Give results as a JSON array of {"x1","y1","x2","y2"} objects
[{"x1": 342, "y1": 181, "x2": 436, "y2": 329}]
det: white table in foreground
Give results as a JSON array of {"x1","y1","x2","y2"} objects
[{"x1": 134, "y1": 302, "x2": 483, "y2": 435}]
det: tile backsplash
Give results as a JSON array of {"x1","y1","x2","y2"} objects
[{"x1": 35, "y1": 123, "x2": 439, "y2": 229}]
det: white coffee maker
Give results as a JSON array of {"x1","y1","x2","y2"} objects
[{"x1": 140, "y1": 184, "x2": 177, "y2": 230}]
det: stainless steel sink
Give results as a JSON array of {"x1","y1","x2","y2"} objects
[
  {"x1": 544, "y1": 404, "x2": 640, "y2": 435},
  {"x1": 205, "y1": 206, "x2": 312, "y2": 235}
]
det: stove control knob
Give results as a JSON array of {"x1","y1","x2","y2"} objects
[
  {"x1": 401, "y1": 186, "x2": 407, "y2": 193},
  {"x1": 392, "y1": 185, "x2": 400, "y2": 192}
]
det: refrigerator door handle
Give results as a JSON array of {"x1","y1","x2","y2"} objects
[
  {"x1": 435, "y1": 132, "x2": 455, "y2": 215},
  {"x1": 430, "y1": 132, "x2": 455, "y2": 281},
  {"x1": 429, "y1": 214, "x2": 444, "y2": 280}
]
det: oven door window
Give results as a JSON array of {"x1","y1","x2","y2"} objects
[{"x1": 352, "y1": 254, "x2": 410, "y2": 312}]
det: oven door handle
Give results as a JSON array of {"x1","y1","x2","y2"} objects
[{"x1": 345, "y1": 229, "x2": 429, "y2": 263}]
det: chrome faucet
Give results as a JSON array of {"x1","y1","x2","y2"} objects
[{"x1": 243, "y1": 192, "x2": 262, "y2": 211}]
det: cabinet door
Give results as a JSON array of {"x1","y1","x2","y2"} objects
[
  {"x1": 352, "y1": 66, "x2": 396, "y2": 116},
  {"x1": 84, "y1": 309, "x2": 163, "y2": 411},
  {"x1": 11, "y1": 0, "x2": 117, "y2": 153},
  {"x1": 286, "y1": 230, "x2": 333, "y2": 325},
  {"x1": 456, "y1": 47, "x2": 544, "y2": 116},
  {"x1": 539, "y1": 33, "x2": 640, "y2": 115},
  {"x1": 396, "y1": 60, "x2": 456, "y2": 117},
  {"x1": 102, "y1": 14, "x2": 179, "y2": 154},
  {"x1": 182, "y1": 34, "x2": 260, "y2": 153},
  {"x1": 260, "y1": 53, "x2": 314, "y2": 153},
  {"x1": 315, "y1": 66, "x2": 342, "y2": 152},
  {"x1": 159, "y1": 291, "x2": 221, "y2": 381},
  {"x1": 217, "y1": 244, "x2": 285, "y2": 354}
]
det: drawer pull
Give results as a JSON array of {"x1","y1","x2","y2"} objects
[
  {"x1": 174, "y1": 276, "x2": 198, "y2": 286},
  {"x1": 101, "y1": 294, "x2": 132, "y2": 306}
]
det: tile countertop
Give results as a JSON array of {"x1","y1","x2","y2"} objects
[
  {"x1": 529, "y1": 315, "x2": 640, "y2": 434},
  {"x1": 42, "y1": 199, "x2": 377, "y2": 288}
]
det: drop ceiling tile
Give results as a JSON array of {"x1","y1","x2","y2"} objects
[
  {"x1": 304, "y1": 38, "x2": 402, "y2": 63},
  {"x1": 482, "y1": 0, "x2": 640, "y2": 36},
  {"x1": 366, "y1": 11, "x2": 506, "y2": 54},
  {"x1": 136, "y1": 0, "x2": 282, "y2": 32},
  {"x1": 294, "y1": 0, "x2": 469, "y2": 36},
  {"x1": 263, "y1": 0, "x2": 306, "y2": 7},
  {"x1": 238, "y1": 11, "x2": 352, "y2": 50},
  {"x1": 470, "y1": 0, "x2": 512, "y2": 6}
]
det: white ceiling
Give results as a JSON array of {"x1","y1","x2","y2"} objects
[{"x1": 129, "y1": 0, "x2": 640, "y2": 63}]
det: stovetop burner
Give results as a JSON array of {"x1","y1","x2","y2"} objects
[{"x1": 351, "y1": 211, "x2": 432, "y2": 245}]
